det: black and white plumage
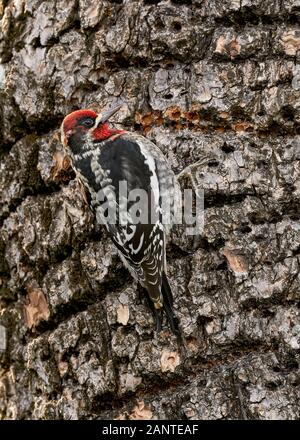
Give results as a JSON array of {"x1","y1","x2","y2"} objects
[{"x1": 61, "y1": 106, "x2": 179, "y2": 334}]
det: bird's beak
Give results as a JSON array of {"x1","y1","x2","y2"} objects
[{"x1": 96, "y1": 104, "x2": 123, "y2": 127}]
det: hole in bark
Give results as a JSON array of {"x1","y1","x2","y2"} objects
[
  {"x1": 80, "y1": 82, "x2": 100, "y2": 93},
  {"x1": 221, "y1": 143, "x2": 235, "y2": 153},
  {"x1": 238, "y1": 225, "x2": 252, "y2": 234},
  {"x1": 164, "y1": 93, "x2": 174, "y2": 100},
  {"x1": 197, "y1": 315, "x2": 213, "y2": 326},
  {"x1": 166, "y1": 62, "x2": 175, "y2": 70},
  {"x1": 231, "y1": 105, "x2": 246, "y2": 120},
  {"x1": 292, "y1": 245, "x2": 300, "y2": 256},
  {"x1": 164, "y1": 120, "x2": 177, "y2": 128},
  {"x1": 205, "y1": 193, "x2": 247, "y2": 209},
  {"x1": 281, "y1": 105, "x2": 295, "y2": 121},
  {"x1": 197, "y1": 378, "x2": 207, "y2": 387},
  {"x1": 290, "y1": 213, "x2": 300, "y2": 221},
  {"x1": 218, "y1": 7, "x2": 259, "y2": 26},
  {"x1": 261, "y1": 15, "x2": 275, "y2": 25},
  {"x1": 284, "y1": 359, "x2": 298, "y2": 371},
  {"x1": 265, "y1": 381, "x2": 281, "y2": 390},
  {"x1": 260, "y1": 309, "x2": 275, "y2": 318},
  {"x1": 155, "y1": 17, "x2": 165, "y2": 29},
  {"x1": 135, "y1": 57, "x2": 148, "y2": 67},
  {"x1": 144, "y1": 0, "x2": 162, "y2": 4},
  {"x1": 287, "y1": 14, "x2": 299, "y2": 25},
  {"x1": 91, "y1": 393, "x2": 121, "y2": 412},
  {"x1": 49, "y1": 391, "x2": 58, "y2": 400},
  {"x1": 216, "y1": 260, "x2": 227, "y2": 270},
  {"x1": 115, "y1": 55, "x2": 131, "y2": 68},
  {"x1": 106, "y1": 55, "x2": 130, "y2": 69},
  {"x1": 207, "y1": 160, "x2": 219, "y2": 167},
  {"x1": 197, "y1": 237, "x2": 210, "y2": 250},
  {"x1": 85, "y1": 349, "x2": 94, "y2": 361},
  {"x1": 73, "y1": 19, "x2": 81, "y2": 29},
  {"x1": 199, "y1": 107, "x2": 219, "y2": 122},
  {"x1": 241, "y1": 7, "x2": 259, "y2": 25},
  {"x1": 31, "y1": 36, "x2": 42, "y2": 48},
  {"x1": 172, "y1": 21, "x2": 182, "y2": 32},
  {"x1": 248, "y1": 213, "x2": 265, "y2": 225},
  {"x1": 171, "y1": 109, "x2": 182, "y2": 119},
  {"x1": 40, "y1": 348, "x2": 51, "y2": 362},
  {"x1": 254, "y1": 234, "x2": 266, "y2": 242},
  {"x1": 50, "y1": 245, "x2": 73, "y2": 263},
  {"x1": 269, "y1": 213, "x2": 282, "y2": 223},
  {"x1": 212, "y1": 236, "x2": 225, "y2": 249}
]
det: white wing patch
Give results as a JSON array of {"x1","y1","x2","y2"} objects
[{"x1": 129, "y1": 232, "x2": 144, "y2": 254}]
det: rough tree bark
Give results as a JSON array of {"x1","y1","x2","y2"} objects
[{"x1": 0, "y1": 0, "x2": 300, "y2": 420}]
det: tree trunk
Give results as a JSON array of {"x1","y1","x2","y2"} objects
[{"x1": 0, "y1": 0, "x2": 300, "y2": 420}]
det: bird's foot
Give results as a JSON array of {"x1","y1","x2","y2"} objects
[
  {"x1": 176, "y1": 156, "x2": 211, "y2": 180},
  {"x1": 176, "y1": 155, "x2": 215, "y2": 195}
]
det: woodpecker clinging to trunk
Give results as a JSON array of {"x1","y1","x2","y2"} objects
[{"x1": 61, "y1": 104, "x2": 180, "y2": 334}]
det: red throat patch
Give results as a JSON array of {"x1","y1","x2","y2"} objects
[{"x1": 92, "y1": 122, "x2": 126, "y2": 141}]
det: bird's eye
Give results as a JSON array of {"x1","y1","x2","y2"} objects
[{"x1": 80, "y1": 118, "x2": 95, "y2": 128}]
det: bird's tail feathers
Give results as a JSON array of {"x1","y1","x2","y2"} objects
[
  {"x1": 145, "y1": 272, "x2": 180, "y2": 335},
  {"x1": 161, "y1": 272, "x2": 180, "y2": 335}
]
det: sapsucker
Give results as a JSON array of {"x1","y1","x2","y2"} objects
[{"x1": 61, "y1": 104, "x2": 180, "y2": 334}]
